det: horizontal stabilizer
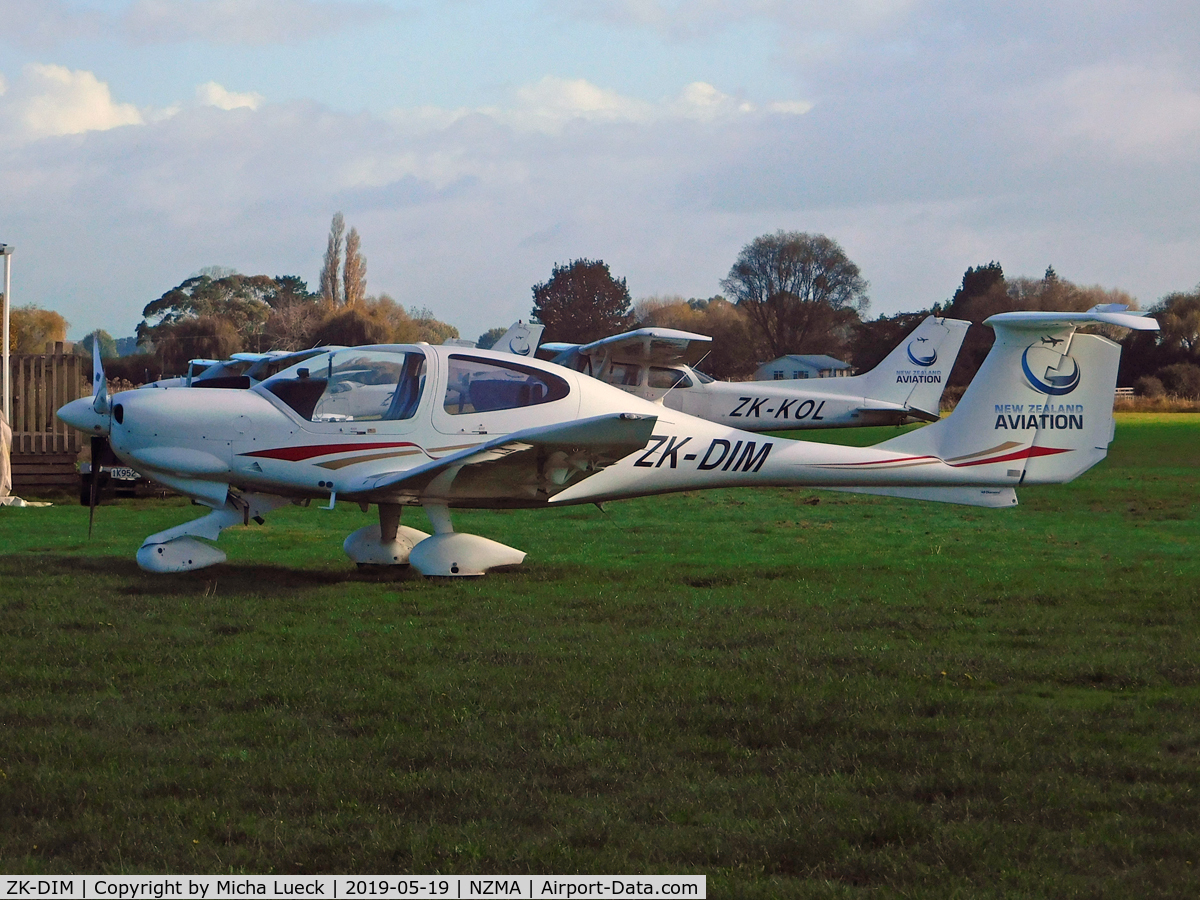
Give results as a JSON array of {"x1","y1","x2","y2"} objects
[
  {"x1": 825, "y1": 485, "x2": 1018, "y2": 508},
  {"x1": 985, "y1": 304, "x2": 1158, "y2": 332}
]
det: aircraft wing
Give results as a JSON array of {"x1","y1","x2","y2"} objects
[
  {"x1": 339, "y1": 412, "x2": 658, "y2": 501},
  {"x1": 573, "y1": 328, "x2": 713, "y2": 366}
]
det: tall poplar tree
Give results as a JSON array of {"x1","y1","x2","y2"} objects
[
  {"x1": 343, "y1": 226, "x2": 366, "y2": 308},
  {"x1": 320, "y1": 212, "x2": 345, "y2": 306}
]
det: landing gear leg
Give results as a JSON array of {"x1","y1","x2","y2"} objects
[{"x1": 136, "y1": 492, "x2": 290, "y2": 573}]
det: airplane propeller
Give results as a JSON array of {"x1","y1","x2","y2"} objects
[
  {"x1": 87, "y1": 333, "x2": 109, "y2": 538},
  {"x1": 91, "y1": 333, "x2": 110, "y2": 416}
]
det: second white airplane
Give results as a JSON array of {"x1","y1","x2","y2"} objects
[{"x1": 544, "y1": 314, "x2": 970, "y2": 431}]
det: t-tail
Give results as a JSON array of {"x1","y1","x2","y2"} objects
[
  {"x1": 875, "y1": 305, "x2": 1157, "y2": 487},
  {"x1": 492, "y1": 321, "x2": 544, "y2": 358},
  {"x1": 856, "y1": 315, "x2": 970, "y2": 420}
]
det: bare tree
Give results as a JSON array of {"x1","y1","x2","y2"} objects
[
  {"x1": 343, "y1": 226, "x2": 366, "y2": 308},
  {"x1": 320, "y1": 212, "x2": 345, "y2": 306},
  {"x1": 721, "y1": 231, "x2": 869, "y2": 359}
]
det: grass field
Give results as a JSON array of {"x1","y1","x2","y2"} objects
[{"x1": 2, "y1": 412, "x2": 1198, "y2": 895}]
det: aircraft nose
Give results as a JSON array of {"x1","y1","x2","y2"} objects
[{"x1": 57, "y1": 396, "x2": 111, "y2": 436}]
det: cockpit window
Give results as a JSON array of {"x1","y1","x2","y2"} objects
[
  {"x1": 260, "y1": 350, "x2": 427, "y2": 422},
  {"x1": 649, "y1": 367, "x2": 692, "y2": 389},
  {"x1": 253, "y1": 349, "x2": 328, "y2": 382},
  {"x1": 603, "y1": 363, "x2": 642, "y2": 387},
  {"x1": 444, "y1": 354, "x2": 569, "y2": 415}
]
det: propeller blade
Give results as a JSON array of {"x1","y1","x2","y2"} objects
[{"x1": 91, "y1": 332, "x2": 109, "y2": 415}]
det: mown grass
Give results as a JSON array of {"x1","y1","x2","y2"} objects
[{"x1": 1, "y1": 413, "x2": 1198, "y2": 896}]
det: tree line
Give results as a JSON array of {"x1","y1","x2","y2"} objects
[
  {"x1": 6, "y1": 224, "x2": 1199, "y2": 398},
  {"x1": 527, "y1": 236, "x2": 1200, "y2": 398}
]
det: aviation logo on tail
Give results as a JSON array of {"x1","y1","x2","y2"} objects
[
  {"x1": 507, "y1": 335, "x2": 533, "y2": 356},
  {"x1": 1021, "y1": 337, "x2": 1081, "y2": 395},
  {"x1": 906, "y1": 337, "x2": 937, "y2": 367}
]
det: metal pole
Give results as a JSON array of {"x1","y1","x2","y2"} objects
[{"x1": 1, "y1": 244, "x2": 11, "y2": 425}]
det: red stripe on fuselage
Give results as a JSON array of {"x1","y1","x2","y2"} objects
[
  {"x1": 239, "y1": 441, "x2": 422, "y2": 462},
  {"x1": 949, "y1": 445, "x2": 1069, "y2": 468}
]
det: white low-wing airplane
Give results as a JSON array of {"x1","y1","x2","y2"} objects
[
  {"x1": 58, "y1": 306, "x2": 1154, "y2": 577},
  {"x1": 544, "y1": 315, "x2": 971, "y2": 430},
  {"x1": 143, "y1": 348, "x2": 336, "y2": 390}
]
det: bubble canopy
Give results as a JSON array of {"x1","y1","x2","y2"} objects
[{"x1": 257, "y1": 348, "x2": 427, "y2": 422}]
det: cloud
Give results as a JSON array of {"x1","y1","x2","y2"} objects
[
  {"x1": 551, "y1": 0, "x2": 918, "y2": 42},
  {"x1": 1035, "y1": 65, "x2": 1200, "y2": 161},
  {"x1": 501, "y1": 76, "x2": 655, "y2": 129},
  {"x1": 394, "y1": 77, "x2": 811, "y2": 134},
  {"x1": 1, "y1": 64, "x2": 143, "y2": 139},
  {"x1": 122, "y1": 0, "x2": 394, "y2": 45},
  {"x1": 196, "y1": 81, "x2": 265, "y2": 111},
  {"x1": 0, "y1": 0, "x2": 392, "y2": 48},
  {"x1": 0, "y1": 0, "x2": 107, "y2": 49}
]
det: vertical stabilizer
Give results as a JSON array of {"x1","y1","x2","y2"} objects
[
  {"x1": 877, "y1": 306, "x2": 1157, "y2": 484},
  {"x1": 493, "y1": 321, "x2": 545, "y2": 358},
  {"x1": 857, "y1": 315, "x2": 970, "y2": 417}
]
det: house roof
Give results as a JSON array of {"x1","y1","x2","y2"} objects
[{"x1": 761, "y1": 354, "x2": 851, "y2": 370}]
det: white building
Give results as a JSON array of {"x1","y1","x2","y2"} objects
[{"x1": 754, "y1": 354, "x2": 854, "y2": 381}]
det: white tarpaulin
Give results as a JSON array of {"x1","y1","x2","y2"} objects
[
  {"x1": 0, "y1": 409, "x2": 52, "y2": 507},
  {"x1": 0, "y1": 406, "x2": 11, "y2": 498}
]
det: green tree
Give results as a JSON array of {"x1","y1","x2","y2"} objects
[
  {"x1": 1156, "y1": 362, "x2": 1200, "y2": 399},
  {"x1": 634, "y1": 294, "x2": 762, "y2": 378},
  {"x1": 1153, "y1": 289, "x2": 1200, "y2": 357},
  {"x1": 531, "y1": 259, "x2": 633, "y2": 343},
  {"x1": 343, "y1": 226, "x2": 366, "y2": 308},
  {"x1": 849, "y1": 311, "x2": 932, "y2": 372},
  {"x1": 311, "y1": 306, "x2": 391, "y2": 347},
  {"x1": 152, "y1": 316, "x2": 243, "y2": 373},
  {"x1": 262, "y1": 277, "x2": 323, "y2": 350},
  {"x1": 75, "y1": 329, "x2": 117, "y2": 361},
  {"x1": 721, "y1": 231, "x2": 869, "y2": 360},
  {"x1": 320, "y1": 213, "x2": 345, "y2": 306},
  {"x1": 476, "y1": 326, "x2": 508, "y2": 350},
  {"x1": 138, "y1": 272, "x2": 278, "y2": 351},
  {"x1": 9, "y1": 305, "x2": 68, "y2": 354},
  {"x1": 409, "y1": 306, "x2": 459, "y2": 344}
]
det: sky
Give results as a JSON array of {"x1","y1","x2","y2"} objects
[{"x1": 1, "y1": 0, "x2": 1199, "y2": 343}]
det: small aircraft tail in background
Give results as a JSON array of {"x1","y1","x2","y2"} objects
[
  {"x1": 853, "y1": 315, "x2": 970, "y2": 420},
  {"x1": 491, "y1": 321, "x2": 544, "y2": 358},
  {"x1": 877, "y1": 306, "x2": 1157, "y2": 486}
]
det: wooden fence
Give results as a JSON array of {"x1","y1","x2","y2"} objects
[
  {"x1": 4, "y1": 343, "x2": 85, "y2": 491},
  {"x1": 6, "y1": 342, "x2": 85, "y2": 453}
]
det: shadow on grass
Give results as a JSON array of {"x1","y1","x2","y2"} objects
[{"x1": 0, "y1": 553, "x2": 431, "y2": 593}]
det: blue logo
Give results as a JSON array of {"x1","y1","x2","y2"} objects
[
  {"x1": 507, "y1": 334, "x2": 533, "y2": 356},
  {"x1": 906, "y1": 336, "x2": 937, "y2": 367},
  {"x1": 1021, "y1": 337, "x2": 1080, "y2": 395}
]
